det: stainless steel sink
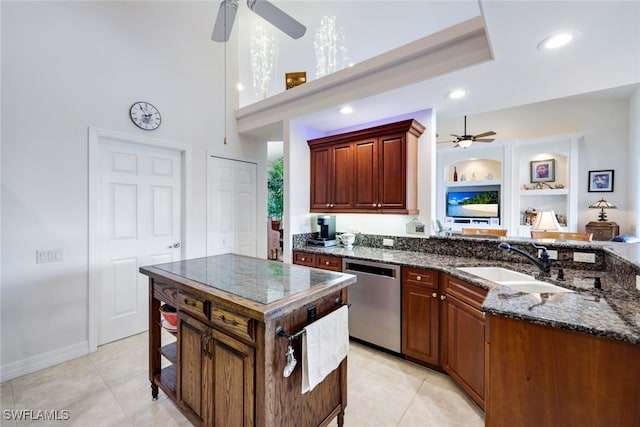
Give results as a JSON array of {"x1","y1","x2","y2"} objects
[{"x1": 458, "y1": 266, "x2": 573, "y2": 294}]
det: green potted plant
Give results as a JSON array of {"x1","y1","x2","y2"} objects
[{"x1": 267, "y1": 157, "x2": 284, "y2": 230}]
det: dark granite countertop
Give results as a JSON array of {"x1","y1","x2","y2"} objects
[
  {"x1": 141, "y1": 253, "x2": 356, "y2": 320},
  {"x1": 294, "y1": 244, "x2": 640, "y2": 345}
]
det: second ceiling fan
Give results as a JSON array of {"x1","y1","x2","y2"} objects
[
  {"x1": 212, "y1": 0, "x2": 306, "y2": 42},
  {"x1": 439, "y1": 116, "x2": 497, "y2": 148}
]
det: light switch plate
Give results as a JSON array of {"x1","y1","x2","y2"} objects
[
  {"x1": 573, "y1": 252, "x2": 596, "y2": 263},
  {"x1": 383, "y1": 238, "x2": 394, "y2": 247}
]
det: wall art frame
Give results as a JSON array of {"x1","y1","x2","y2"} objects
[
  {"x1": 588, "y1": 169, "x2": 614, "y2": 192},
  {"x1": 530, "y1": 159, "x2": 555, "y2": 183}
]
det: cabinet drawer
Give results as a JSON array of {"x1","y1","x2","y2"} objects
[
  {"x1": 316, "y1": 255, "x2": 342, "y2": 272},
  {"x1": 177, "y1": 290, "x2": 210, "y2": 322},
  {"x1": 402, "y1": 267, "x2": 438, "y2": 289},
  {"x1": 442, "y1": 274, "x2": 488, "y2": 310},
  {"x1": 211, "y1": 306, "x2": 255, "y2": 342},
  {"x1": 293, "y1": 251, "x2": 316, "y2": 267},
  {"x1": 153, "y1": 282, "x2": 178, "y2": 306}
]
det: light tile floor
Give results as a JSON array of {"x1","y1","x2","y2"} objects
[{"x1": 1, "y1": 332, "x2": 484, "y2": 426}]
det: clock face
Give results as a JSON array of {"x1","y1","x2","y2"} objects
[{"x1": 130, "y1": 102, "x2": 161, "y2": 130}]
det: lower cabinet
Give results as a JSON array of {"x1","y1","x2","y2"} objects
[
  {"x1": 440, "y1": 274, "x2": 488, "y2": 410},
  {"x1": 401, "y1": 267, "x2": 440, "y2": 366},
  {"x1": 292, "y1": 251, "x2": 342, "y2": 271},
  {"x1": 178, "y1": 312, "x2": 255, "y2": 427}
]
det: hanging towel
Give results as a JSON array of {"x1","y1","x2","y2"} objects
[{"x1": 301, "y1": 305, "x2": 349, "y2": 394}]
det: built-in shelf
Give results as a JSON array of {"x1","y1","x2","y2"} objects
[
  {"x1": 447, "y1": 179, "x2": 502, "y2": 187},
  {"x1": 520, "y1": 188, "x2": 569, "y2": 196}
]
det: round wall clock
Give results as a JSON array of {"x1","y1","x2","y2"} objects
[{"x1": 129, "y1": 101, "x2": 161, "y2": 130}]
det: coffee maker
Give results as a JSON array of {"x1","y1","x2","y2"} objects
[{"x1": 307, "y1": 215, "x2": 338, "y2": 247}]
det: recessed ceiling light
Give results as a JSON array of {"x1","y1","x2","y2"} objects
[
  {"x1": 339, "y1": 106, "x2": 353, "y2": 114},
  {"x1": 446, "y1": 89, "x2": 467, "y2": 99},
  {"x1": 538, "y1": 31, "x2": 580, "y2": 50}
]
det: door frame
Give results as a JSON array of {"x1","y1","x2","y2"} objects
[{"x1": 88, "y1": 127, "x2": 191, "y2": 352}]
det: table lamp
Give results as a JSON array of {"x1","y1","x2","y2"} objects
[
  {"x1": 531, "y1": 210, "x2": 560, "y2": 231},
  {"x1": 589, "y1": 199, "x2": 616, "y2": 222}
]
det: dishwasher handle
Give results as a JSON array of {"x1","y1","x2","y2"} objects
[{"x1": 343, "y1": 261, "x2": 398, "y2": 278}]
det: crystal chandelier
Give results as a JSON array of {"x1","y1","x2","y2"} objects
[
  {"x1": 314, "y1": 16, "x2": 349, "y2": 79},
  {"x1": 250, "y1": 24, "x2": 278, "y2": 99}
]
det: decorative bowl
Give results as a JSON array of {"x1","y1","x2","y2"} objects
[{"x1": 160, "y1": 304, "x2": 177, "y2": 326}]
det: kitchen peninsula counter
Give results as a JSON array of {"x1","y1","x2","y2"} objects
[
  {"x1": 294, "y1": 240, "x2": 640, "y2": 345},
  {"x1": 140, "y1": 253, "x2": 356, "y2": 427}
]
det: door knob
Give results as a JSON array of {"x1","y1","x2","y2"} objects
[{"x1": 168, "y1": 242, "x2": 181, "y2": 249}]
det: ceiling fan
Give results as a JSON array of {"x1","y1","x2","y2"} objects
[
  {"x1": 212, "y1": 0, "x2": 306, "y2": 42},
  {"x1": 438, "y1": 116, "x2": 497, "y2": 148}
]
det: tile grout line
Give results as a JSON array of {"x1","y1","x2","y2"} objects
[
  {"x1": 86, "y1": 353, "x2": 130, "y2": 417},
  {"x1": 395, "y1": 376, "x2": 426, "y2": 426}
]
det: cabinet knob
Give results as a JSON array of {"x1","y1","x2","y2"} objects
[
  {"x1": 416, "y1": 275, "x2": 422, "y2": 281},
  {"x1": 440, "y1": 295, "x2": 447, "y2": 301},
  {"x1": 330, "y1": 204, "x2": 334, "y2": 208},
  {"x1": 372, "y1": 203, "x2": 377, "y2": 208},
  {"x1": 377, "y1": 203, "x2": 382, "y2": 208},
  {"x1": 432, "y1": 292, "x2": 437, "y2": 298},
  {"x1": 325, "y1": 261, "x2": 330, "y2": 265},
  {"x1": 301, "y1": 257, "x2": 306, "y2": 261}
]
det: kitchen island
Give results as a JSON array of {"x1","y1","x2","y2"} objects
[{"x1": 140, "y1": 254, "x2": 356, "y2": 427}]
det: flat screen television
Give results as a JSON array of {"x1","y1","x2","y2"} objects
[{"x1": 446, "y1": 190, "x2": 499, "y2": 218}]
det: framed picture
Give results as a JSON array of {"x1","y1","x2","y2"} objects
[
  {"x1": 588, "y1": 170, "x2": 614, "y2": 192},
  {"x1": 530, "y1": 159, "x2": 555, "y2": 183}
]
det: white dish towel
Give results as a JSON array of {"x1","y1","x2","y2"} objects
[{"x1": 301, "y1": 305, "x2": 349, "y2": 394}]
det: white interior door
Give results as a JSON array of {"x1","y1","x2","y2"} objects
[
  {"x1": 97, "y1": 138, "x2": 182, "y2": 345},
  {"x1": 207, "y1": 156, "x2": 257, "y2": 256}
]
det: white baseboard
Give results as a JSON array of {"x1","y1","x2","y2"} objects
[{"x1": 0, "y1": 341, "x2": 89, "y2": 382}]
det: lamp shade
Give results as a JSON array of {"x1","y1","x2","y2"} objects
[
  {"x1": 589, "y1": 199, "x2": 616, "y2": 209},
  {"x1": 531, "y1": 210, "x2": 561, "y2": 231}
]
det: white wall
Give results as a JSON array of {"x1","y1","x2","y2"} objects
[
  {"x1": 0, "y1": 1, "x2": 260, "y2": 379},
  {"x1": 437, "y1": 98, "x2": 632, "y2": 234},
  {"x1": 629, "y1": 88, "x2": 640, "y2": 235}
]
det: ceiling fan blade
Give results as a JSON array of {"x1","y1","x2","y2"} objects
[
  {"x1": 450, "y1": 134, "x2": 461, "y2": 138},
  {"x1": 212, "y1": 0, "x2": 239, "y2": 42},
  {"x1": 248, "y1": 0, "x2": 306, "y2": 39},
  {"x1": 474, "y1": 138, "x2": 495, "y2": 143},
  {"x1": 473, "y1": 131, "x2": 496, "y2": 138}
]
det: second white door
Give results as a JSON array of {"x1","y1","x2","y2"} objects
[{"x1": 207, "y1": 156, "x2": 257, "y2": 257}]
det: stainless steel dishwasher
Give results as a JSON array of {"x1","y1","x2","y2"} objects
[{"x1": 342, "y1": 258, "x2": 401, "y2": 353}]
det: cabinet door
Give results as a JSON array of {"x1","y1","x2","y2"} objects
[
  {"x1": 441, "y1": 294, "x2": 486, "y2": 409},
  {"x1": 310, "y1": 146, "x2": 332, "y2": 210},
  {"x1": 178, "y1": 313, "x2": 206, "y2": 423},
  {"x1": 208, "y1": 329, "x2": 255, "y2": 427},
  {"x1": 331, "y1": 142, "x2": 354, "y2": 210},
  {"x1": 353, "y1": 138, "x2": 379, "y2": 209},
  {"x1": 402, "y1": 284, "x2": 439, "y2": 366},
  {"x1": 378, "y1": 133, "x2": 406, "y2": 210}
]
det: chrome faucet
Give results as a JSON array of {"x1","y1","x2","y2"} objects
[{"x1": 498, "y1": 242, "x2": 552, "y2": 278}]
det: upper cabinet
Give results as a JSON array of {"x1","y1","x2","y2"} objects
[{"x1": 308, "y1": 119, "x2": 425, "y2": 214}]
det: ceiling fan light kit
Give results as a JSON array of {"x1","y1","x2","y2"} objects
[
  {"x1": 438, "y1": 115, "x2": 496, "y2": 148},
  {"x1": 212, "y1": 0, "x2": 306, "y2": 42}
]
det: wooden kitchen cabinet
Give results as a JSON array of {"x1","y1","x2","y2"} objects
[
  {"x1": 308, "y1": 119, "x2": 424, "y2": 214},
  {"x1": 440, "y1": 273, "x2": 488, "y2": 410},
  {"x1": 293, "y1": 251, "x2": 342, "y2": 272},
  {"x1": 401, "y1": 267, "x2": 439, "y2": 366},
  {"x1": 310, "y1": 141, "x2": 354, "y2": 211},
  {"x1": 178, "y1": 312, "x2": 255, "y2": 427}
]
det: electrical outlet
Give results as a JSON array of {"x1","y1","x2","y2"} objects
[
  {"x1": 382, "y1": 238, "x2": 394, "y2": 247},
  {"x1": 636, "y1": 275, "x2": 640, "y2": 292},
  {"x1": 573, "y1": 252, "x2": 596, "y2": 263},
  {"x1": 538, "y1": 249, "x2": 558, "y2": 260}
]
